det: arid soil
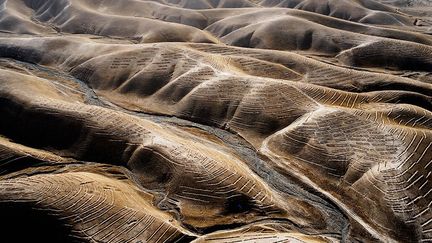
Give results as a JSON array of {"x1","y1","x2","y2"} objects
[{"x1": 0, "y1": 0, "x2": 431, "y2": 242}]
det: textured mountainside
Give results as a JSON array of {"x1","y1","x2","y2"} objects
[{"x1": 0, "y1": 0, "x2": 431, "y2": 242}]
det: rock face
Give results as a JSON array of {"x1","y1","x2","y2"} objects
[{"x1": 0, "y1": 0, "x2": 431, "y2": 242}]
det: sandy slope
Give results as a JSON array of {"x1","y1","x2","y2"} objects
[{"x1": 0, "y1": 0, "x2": 431, "y2": 242}]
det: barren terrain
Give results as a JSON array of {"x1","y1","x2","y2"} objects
[{"x1": 0, "y1": 0, "x2": 431, "y2": 242}]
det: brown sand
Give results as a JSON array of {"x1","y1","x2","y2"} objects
[{"x1": 0, "y1": 0, "x2": 431, "y2": 242}]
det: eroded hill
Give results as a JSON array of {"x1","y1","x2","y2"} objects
[{"x1": 0, "y1": 0, "x2": 431, "y2": 242}]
